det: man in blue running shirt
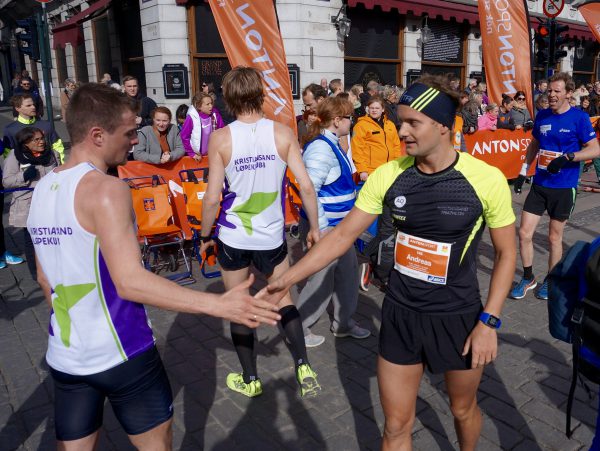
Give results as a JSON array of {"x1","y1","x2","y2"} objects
[{"x1": 512, "y1": 72, "x2": 600, "y2": 300}]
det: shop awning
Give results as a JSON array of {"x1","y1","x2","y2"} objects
[
  {"x1": 562, "y1": 21, "x2": 595, "y2": 41},
  {"x1": 348, "y1": 0, "x2": 480, "y2": 24},
  {"x1": 52, "y1": 0, "x2": 112, "y2": 49}
]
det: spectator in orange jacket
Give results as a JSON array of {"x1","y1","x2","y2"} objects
[{"x1": 351, "y1": 95, "x2": 402, "y2": 181}]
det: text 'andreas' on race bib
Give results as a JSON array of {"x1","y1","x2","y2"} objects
[{"x1": 394, "y1": 232, "x2": 452, "y2": 285}]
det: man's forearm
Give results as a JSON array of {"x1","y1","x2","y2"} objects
[
  {"x1": 201, "y1": 199, "x2": 220, "y2": 237},
  {"x1": 524, "y1": 140, "x2": 539, "y2": 166},
  {"x1": 573, "y1": 142, "x2": 600, "y2": 162},
  {"x1": 299, "y1": 185, "x2": 320, "y2": 231},
  {"x1": 484, "y1": 239, "x2": 516, "y2": 317},
  {"x1": 116, "y1": 266, "x2": 221, "y2": 315},
  {"x1": 279, "y1": 224, "x2": 355, "y2": 288}
]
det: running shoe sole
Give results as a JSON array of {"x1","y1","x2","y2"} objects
[
  {"x1": 296, "y1": 365, "x2": 321, "y2": 398},
  {"x1": 299, "y1": 375, "x2": 321, "y2": 398},
  {"x1": 359, "y1": 263, "x2": 370, "y2": 292}
]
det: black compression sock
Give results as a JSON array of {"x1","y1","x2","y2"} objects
[
  {"x1": 230, "y1": 323, "x2": 257, "y2": 383},
  {"x1": 523, "y1": 266, "x2": 534, "y2": 280},
  {"x1": 279, "y1": 305, "x2": 309, "y2": 368}
]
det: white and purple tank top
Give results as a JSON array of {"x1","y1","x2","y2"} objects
[
  {"x1": 27, "y1": 163, "x2": 154, "y2": 375},
  {"x1": 217, "y1": 118, "x2": 287, "y2": 251}
]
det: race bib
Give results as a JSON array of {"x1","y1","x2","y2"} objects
[
  {"x1": 394, "y1": 232, "x2": 452, "y2": 285},
  {"x1": 537, "y1": 149, "x2": 562, "y2": 171}
]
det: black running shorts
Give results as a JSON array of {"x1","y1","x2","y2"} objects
[
  {"x1": 50, "y1": 346, "x2": 173, "y2": 441},
  {"x1": 216, "y1": 238, "x2": 288, "y2": 276},
  {"x1": 523, "y1": 184, "x2": 576, "y2": 221},
  {"x1": 379, "y1": 297, "x2": 482, "y2": 373}
]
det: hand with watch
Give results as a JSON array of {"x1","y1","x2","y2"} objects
[
  {"x1": 479, "y1": 312, "x2": 502, "y2": 329},
  {"x1": 462, "y1": 311, "x2": 502, "y2": 368},
  {"x1": 547, "y1": 152, "x2": 575, "y2": 175}
]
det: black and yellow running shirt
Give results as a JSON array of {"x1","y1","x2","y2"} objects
[{"x1": 355, "y1": 152, "x2": 515, "y2": 314}]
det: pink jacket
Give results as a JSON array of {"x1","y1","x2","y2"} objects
[{"x1": 477, "y1": 112, "x2": 498, "y2": 131}]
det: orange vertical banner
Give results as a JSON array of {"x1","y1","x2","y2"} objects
[
  {"x1": 208, "y1": 0, "x2": 297, "y2": 134},
  {"x1": 477, "y1": 0, "x2": 534, "y2": 117},
  {"x1": 580, "y1": 4, "x2": 600, "y2": 43}
]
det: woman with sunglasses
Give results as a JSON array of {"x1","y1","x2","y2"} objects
[
  {"x1": 296, "y1": 96, "x2": 370, "y2": 347},
  {"x1": 351, "y1": 95, "x2": 402, "y2": 182},
  {"x1": 2, "y1": 127, "x2": 59, "y2": 273},
  {"x1": 511, "y1": 91, "x2": 532, "y2": 130}
]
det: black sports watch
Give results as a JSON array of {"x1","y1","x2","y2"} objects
[
  {"x1": 479, "y1": 312, "x2": 502, "y2": 329},
  {"x1": 200, "y1": 235, "x2": 212, "y2": 243},
  {"x1": 566, "y1": 152, "x2": 575, "y2": 162}
]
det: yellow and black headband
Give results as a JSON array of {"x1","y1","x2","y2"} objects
[{"x1": 399, "y1": 83, "x2": 456, "y2": 129}]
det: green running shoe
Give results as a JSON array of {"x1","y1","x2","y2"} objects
[
  {"x1": 296, "y1": 364, "x2": 321, "y2": 398},
  {"x1": 226, "y1": 373, "x2": 262, "y2": 398}
]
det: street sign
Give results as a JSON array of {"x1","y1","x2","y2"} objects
[{"x1": 543, "y1": 0, "x2": 565, "y2": 18}]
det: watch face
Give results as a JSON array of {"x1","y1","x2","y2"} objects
[{"x1": 488, "y1": 316, "x2": 499, "y2": 327}]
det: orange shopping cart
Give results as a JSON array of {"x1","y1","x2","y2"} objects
[
  {"x1": 179, "y1": 168, "x2": 221, "y2": 279},
  {"x1": 125, "y1": 174, "x2": 194, "y2": 285}
]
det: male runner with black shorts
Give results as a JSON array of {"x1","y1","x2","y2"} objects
[
  {"x1": 27, "y1": 83, "x2": 281, "y2": 450},
  {"x1": 199, "y1": 66, "x2": 322, "y2": 398},
  {"x1": 259, "y1": 75, "x2": 516, "y2": 450},
  {"x1": 511, "y1": 72, "x2": 600, "y2": 300}
]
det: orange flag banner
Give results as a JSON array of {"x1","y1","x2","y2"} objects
[
  {"x1": 208, "y1": 0, "x2": 296, "y2": 133},
  {"x1": 580, "y1": 3, "x2": 600, "y2": 43},
  {"x1": 477, "y1": 0, "x2": 533, "y2": 117},
  {"x1": 464, "y1": 129, "x2": 536, "y2": 179}
]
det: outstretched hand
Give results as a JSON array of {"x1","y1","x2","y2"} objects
[
  {"x1": 219, "y1": 274, "x2": 281, "y2": 327},
  {"x1": 255, "y1": 278, "x2": 290, "y2": 307}
]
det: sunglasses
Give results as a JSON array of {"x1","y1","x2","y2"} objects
[
  {"x1": 340, "y1": 115, "x2": 352, "y2": 120},
  {"x1": 202, "y1": 84, "x2": 207, "y2": 87},
  {"x1": 516, "y1": 97, "x2": 525, "y2": 101},
  {"x1": 29, "y1": 137, "x2": 44, "y2": 143}
]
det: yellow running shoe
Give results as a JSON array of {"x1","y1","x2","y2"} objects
[
  {"x1": 296, "y1": 364, "x2": 321, "y2": 398},
  {"x1": 226, "y1": 373, "x2": 262, "y2": 398}
]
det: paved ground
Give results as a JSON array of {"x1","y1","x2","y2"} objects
[{"x1": 0, "y1": 109, "x2": 598, "y2": 449}]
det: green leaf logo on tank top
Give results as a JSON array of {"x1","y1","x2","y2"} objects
[
  {"x1": 232, "y1": 191, "x2": 278, "y2": 235},
  {"x1": 52, "y1": 283, "x2": 96, "y2": 347}
]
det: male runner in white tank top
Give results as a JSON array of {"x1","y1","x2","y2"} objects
[
  {"x1": 27, "y1": 83, "x2": 281, "y2": 451},
  {"x1": 200, "y1": 66, "x2": 322, "y2": 398}
]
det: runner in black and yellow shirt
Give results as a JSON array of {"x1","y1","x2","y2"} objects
[{"x1": 258, "y1": 75, "x2": 517, "y2": 450}]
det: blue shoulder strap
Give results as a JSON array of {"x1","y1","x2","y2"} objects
[{"x1": 580, "y1": 236, "x2": 600, "y2": 300}]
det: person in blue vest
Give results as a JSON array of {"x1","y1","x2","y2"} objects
[{"x1": 295, "y1": 96, "x2": 371, "y2": 347}]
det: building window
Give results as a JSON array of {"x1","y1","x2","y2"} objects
[
  {"x1": 73, "y1": 31, "x2": 89, "y2": 84},
  {"x1": 188, "y1": 2, "x2": 230, "y2": 95},
  {"x1": 92, "y1": 14, "x2": 112, "y2": 83},
  {"x1": 420, "y1": 18, "x2": 466, "y2": 83},
  {"x1": 55, "y1": 46, "x2": 68, "y2": 86},
  {"x1": 573, "y1": 41, "x2": 599, "y2": 86},
  {"x1": 345, "y1": 5, "x2": 402, "y2": 87},
  {"x1": 114, "y1": 0, "x2": 145, "y2": 91}
]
